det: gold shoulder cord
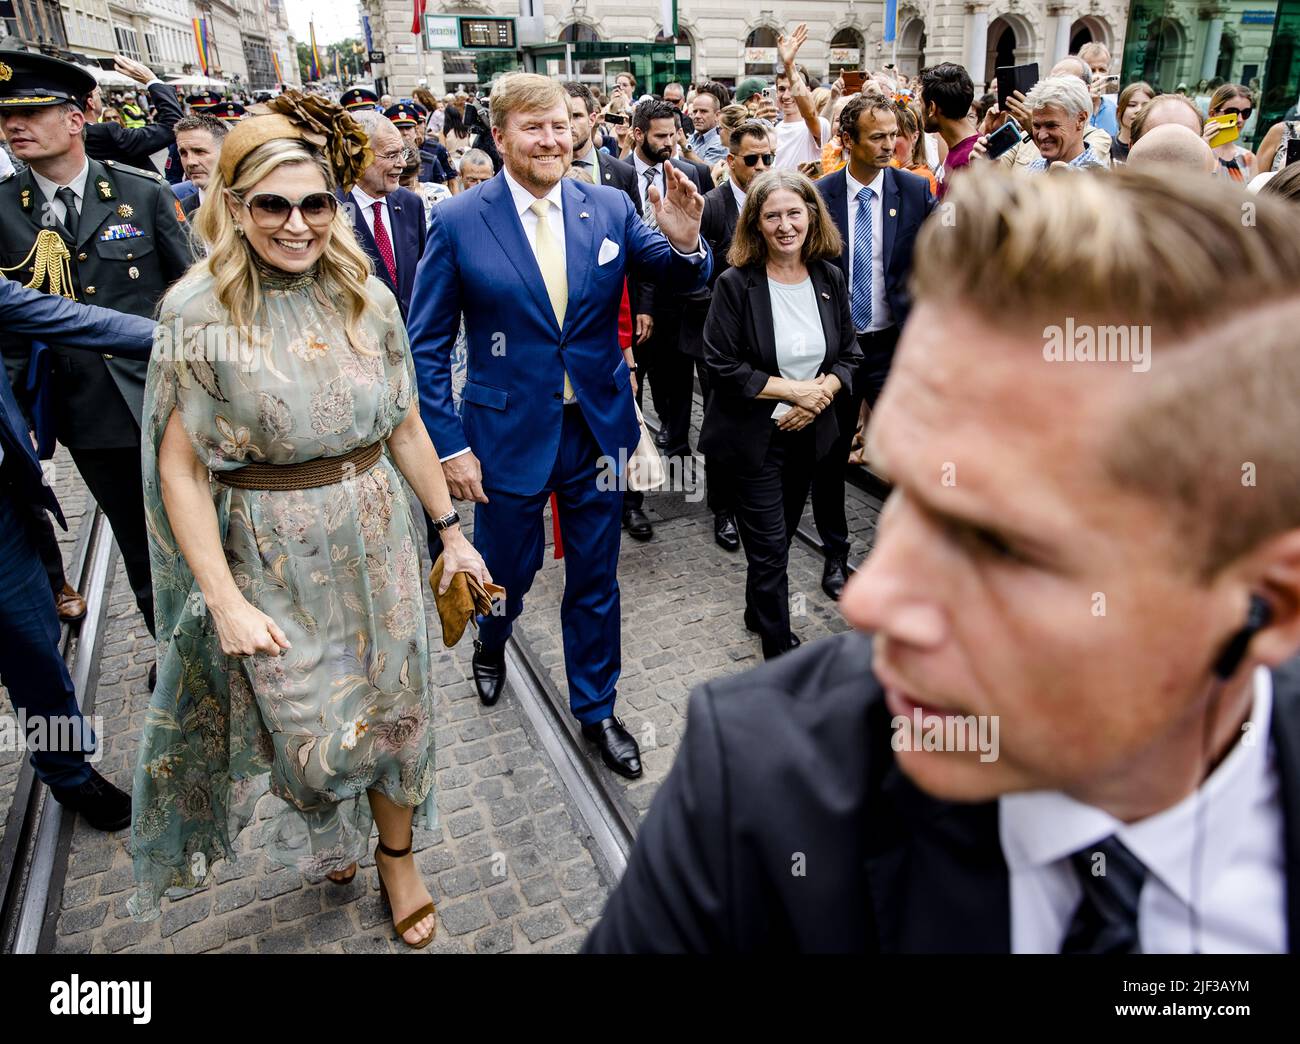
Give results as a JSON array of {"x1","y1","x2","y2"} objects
[{"x1": 0, "y1": 229, "x2": 76, "y2": 301}]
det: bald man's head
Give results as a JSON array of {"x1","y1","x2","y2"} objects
[
  {"x1": 1049, "y1": 56, "x2": 1091, "y2": 84},
  {"x1": 1131, "y1": 94, "x2": 1204, "y2": 142},
  {"x1": 1126, "y1": 123, "x2": 1216, "y2": 176}
]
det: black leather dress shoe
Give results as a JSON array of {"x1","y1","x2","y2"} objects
[
  {"x1": 762, "y1": 633, "x2": 801, "y2": 661},
  {"x1": 472, "y1": 640, "x2": 507, "y2": 707},
  {"x1": 580, "y1": 716, "x2": 643, "y2": 779},
  {"x1": 622, "y1": 507, "x2": 653, "y2": 541},
  {"x1": 50, "y1": 769, "x2": 131, "y2": 832},
  {"x1": 653, "y1": 425, "x2": 671, "y2": 449},
  {"x1": 713, "y1": 512, "x2": 739, "y2": 551},
  {"x1": 821, "y1": 554, "x2": 851, "y2": 601}
]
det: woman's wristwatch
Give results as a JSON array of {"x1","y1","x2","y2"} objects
[{"x1": 431, "y1": 509, "x2": 460, "y2": 532}]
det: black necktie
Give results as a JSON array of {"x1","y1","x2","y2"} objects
[
  {"x1": 55, "y1": 186, "x2": 79, "y2": 242},
  {"x1": 1060, "y1": 835, "x2": 1148, "y2": 954}
]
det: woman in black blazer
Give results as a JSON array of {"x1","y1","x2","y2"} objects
[{"x1": 700, "y1": 169, "x2": 863, "y2": 659}]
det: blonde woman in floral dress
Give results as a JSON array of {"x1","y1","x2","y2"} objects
[{"x1": 128, "y1": 94, "x2": 490, "y2": 948}]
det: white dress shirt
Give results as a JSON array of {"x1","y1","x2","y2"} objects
[
  {"x1": 844, "y1": 166, "x2": 892, "y2": 333},
  {"x1": 349, "y1": 183, "x2": 392, "y2": 240},
  {"x1": 31, "y1": 159, "x2": 91, "y2": 227},
  {"x1": 999, "y1": 666, "x2": 1286, "y2": 954},
  {"x1": 729, "y1": 177, "x2": 746, "y2": 214},
  {"x1": 631, "y1": 150, "x2": 662, "y2": 213}
]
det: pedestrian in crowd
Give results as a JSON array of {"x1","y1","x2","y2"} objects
[
  {"x1": 1020, "y1": 76, "x2": 1110, "y2": 171},
  {"x1": 441, "y1": 99, "x2": 471, "y2": 167},
  {"x1": 813, "y1": 93, "x2": 935, "y2": 601},
  {"x1": 918, "y1": 62, "x2": 978, "y2": 195},
  {"x1": 772, "y1": 25, "x2": 831, "y2": 172},
  {"x1": 603, "y1": 100, "x2": 634, "y2": 160},
  {"x1": 587, "y1": 165, "x2": 1300, "y2": 954},
  {"x1": 173, "y1": 114, "x2": 228, "y2": 217},
  {"x1": 456, "y1": 147, "x2": 495, "y2": 191},
  {"x1": 344, "y1": 108, "x2": 428, "y2": 320},
  {"x1": 671, "y1": 107, "x2": 715, "y2": 190},
  {"x1": 627, "y1": 97, "x2": 707, "y2": 517},
  {"x1": 406, "y1": 73, "x2": 710, "y2": 781},
  {"x1": 340, "y1": 85, "x2": 380, "y2": 113},
  {"x1": 682, "y1": 118, "x2": 777, "y2": 553},
  {"x1": 83, "y1": 53, "x2": 183, "y2": 171},
  {"x1": 0, "y1": 52, "x2": 190, "y2": 682},
  {"x1": 1206, "y1": 84, "x2": 1257, "y2": 182},
  {"x1": 564, "y1": 82, "x2": 636, "y2": 192},
  {"x1": 700, "y1": 169, "x2": 860, "y2": 660},
  {"x1": 1126, "y1": 123, "x2": 1217, "y2": 176},
  {"x1": 891, "y1": 100, "x2": 938, "y2": 194},
  {"x1": 1130, "y1": 92, "x2": 1204, "y2": 143},
  {"x1": 687, "y1": 87, "x2": 728, "y2": 165},
  {"x1": 1111, "y1": 81, "x2": 1155, "y2": 164},
  {"x1": 0, "y1": 278, "x2": 154, "y2": 832},
  {"x1": 130, "y1": 92, "x2": 490, "y2": 946},
  {"x1": 1077, "y1": 43, "x2": 1119, "y2": 136}
]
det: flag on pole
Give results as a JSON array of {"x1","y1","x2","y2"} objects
[
  {"x1": 308, "y1": 21, "x2": 322, "y2": 80},
  {"x1": 334, "y1": 49, "x2": 342, "y2": 82},
  {"x1": 410, "y1": 0, "x2": 426, "y2": 35},
  {"x1": 883, "y1": 0, "x2": 898, "y2": 43},
  {"x1": 271, "y1": 49, "x2": 284, "y2": 85},
  {"x1": 191, "y1": 17, "x2": 210, "y2": 75}
]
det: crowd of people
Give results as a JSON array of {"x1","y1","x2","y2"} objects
[{"x1": 1, "y1": 22, "x2": 1299, "y2": 953}]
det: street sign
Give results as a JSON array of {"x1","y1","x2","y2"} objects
[
  {"x1": 459, "y1": 17, "x2": 516, "y2": 50},
  {"x1": 424, "y1": 15, "x2": 460, "y2": 50}
]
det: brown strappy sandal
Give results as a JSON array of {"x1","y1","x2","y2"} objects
[
  {"x1": 326, "y1": 863, "x2": 357, "y2": 886},
  {"x1": 374, "y1": 837, "x2": 437, "y2": 949}
]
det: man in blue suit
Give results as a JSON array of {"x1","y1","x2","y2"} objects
[
  {"x1": 408, "y1": 74, "x2": 710, "y2": 779},
  {"x1": 341, "y1": 109, "x2": 427, "y2": 320},
  {"x1": 813, "y1": 92, "x2": 937, "y2": 601},
  {"x1": 0, "y1": 277, "x2": 154, "y2": 831}
]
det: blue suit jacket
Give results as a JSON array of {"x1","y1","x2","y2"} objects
[
  {"x1": 408, "y1": 171, "x2": 712, "y2": 496},
  {"x1": 814, "y1": 165, "x2": 936, "y2": 327},
  {"x1": 0, "y1": 278, "x2": 154, "y2": 526},
  {"x1": 342, "y1": 186, "x2": 427, "y2": 319}
]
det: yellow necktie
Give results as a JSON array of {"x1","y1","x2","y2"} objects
[{"x1": 530, "y1": 198, "x2": 573, "y2": 402}]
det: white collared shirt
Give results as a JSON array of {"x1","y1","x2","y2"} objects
[
  {"x1": 572, "y1": 144, "x2": 601, "y2": 184},
  {"x1": 844, "y1": 166, "x2": 892, "y2": 334},
  {"x1": 730, "y1": 177, "x2": 746, "y2": 214},
  {"x1": 502, "y1": 165, "x2": 567, "y2": 263},
  {"x1": 31, "y1": 159, "x2": 91, "y2": 226},
  {"x1": 350, "y1": 183, "x2": 392, "y2": 241},
  {"x1": 631, "y1": 150, "x2": 662, "y2": 213},
  {"x1": 999, "y1": 666, "x2": 1286, "y2": 954}
]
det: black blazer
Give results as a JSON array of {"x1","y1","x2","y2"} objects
[
  {"x1": 85, "y1": 81, "x2": 184, "y2": 169},
  {"x1": 584, "y1": 631, "x2": 1300, "y2": 953},
  {"x1": 679, "y1": 182, "x2": 740, "y2": 360},
  {"x1": 813, "y1": 164, "x2": 936, "y2": 328},
  {"x1": 594, "y1": 150, "x2": 637, "y2": 199},
  {"x1": 630, "y1": 158, "x2": 705, "y2": 320},
  {"x1": 699, "y1": 259, "x2": 862, "y2": 472},
  {"x1": 340, "y1": 186, "x2": 428, "y2": 320}
]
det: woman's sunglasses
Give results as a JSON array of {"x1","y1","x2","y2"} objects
[
  {"x1": 1217, "y1": 107, "x2": 1253, "y2": 123},
  {"x1": 741, "y1": 153, "x2": 776, "y2": 167},
  {"x1": 237, "y1": 191, "x2": 339, "y2": 229}
]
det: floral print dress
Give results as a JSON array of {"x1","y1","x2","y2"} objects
[{"x1": 128, "y1": 267, "x2": 437, "y2": 921}]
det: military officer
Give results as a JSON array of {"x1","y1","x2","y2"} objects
[
  {"x1": 341, "y1": 86, "x2": 380, "y2": 112},
  {"x1": 0, "y1": 51, "x2": 191, "y2": 648}
]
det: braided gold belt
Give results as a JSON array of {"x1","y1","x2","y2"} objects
[{"x1": 216, "y1": 442, "x2": 383, "y2": 491}]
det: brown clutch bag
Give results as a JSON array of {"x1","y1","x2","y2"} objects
[{"x1": 428, "y1": 558, "x2": 506, "y2": 647}]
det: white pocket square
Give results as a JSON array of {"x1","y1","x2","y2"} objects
[{"x1": 597, "y1": 238, "x2": 620, "y2": 266}]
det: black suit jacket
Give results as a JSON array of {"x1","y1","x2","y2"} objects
[
  {"x1": 584, "y1": 632, "x2": 1300, "y2": 953},
  {"x1": 630, "y1": 157, "x2": 705, "y2": 319},
  {"x1": 698, "y1": 259, "x2": 863, "y2": 472},
  {"x1": 813, "y1": 165, "x2": 936, "y2": 328},
  {"x1": 679, "y1": 182, "x2": 740, "y2": 360},
  {"x1": 341, "y1": 186, "x2": 427, "y2": 320},
  {"x1": 86, "y1": 81, "x2": 184, "y2": 169}
]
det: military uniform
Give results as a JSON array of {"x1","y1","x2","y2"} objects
[{"x1": 0, "y1": 51, "x2": 192, "y2": 637}]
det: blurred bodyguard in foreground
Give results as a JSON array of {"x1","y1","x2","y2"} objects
[{"x1": 586, "y1": 167, "x2": 1300, "y2": 953}]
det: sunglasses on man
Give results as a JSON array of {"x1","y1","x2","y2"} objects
[{"x1": 740, "y1": 152, "x2": 776, "y2": 167}]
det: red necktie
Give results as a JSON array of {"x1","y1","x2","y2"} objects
[{"x1": 371, "y1": 201, "x2": 397, "y2": 284}]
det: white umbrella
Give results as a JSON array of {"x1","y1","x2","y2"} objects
[{"x1": 78, "y1": 64, "x2": 135, "y2": 88}]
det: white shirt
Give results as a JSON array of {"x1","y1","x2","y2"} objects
[
  {"x1": 350, "y1": 183, "x2": 392, "y2": 241},
  {"x1": 767, "y1": 276, "x2": 826, "y2": 421},
  {"x1": 0, "y1": 147, "x2": 14, "y2": 180},
  {"x1": 31, "y1": 159, "x2": 90, "y2": 226},
  {"x1": 844, "y1": 166, "x2": 892, "y2": 333},
  {"x1": 631, "y1": 150, "x2": 663, "y2": 213},
  {"x1": 729, "y1": 177, "x2": 747, "y2": 214},
  {"x1": 999, "y1": 666, "x2": 1286, "y2": 954},
  {"x1": 773, "y1": 116, "x2": 830, "y2": 170}
]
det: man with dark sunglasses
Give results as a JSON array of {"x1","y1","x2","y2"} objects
[{"x1": 812, "y1": 93, "x2": 936, "y2": 601}]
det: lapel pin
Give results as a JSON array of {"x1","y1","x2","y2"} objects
[
  {"x1": 128, "y1": 266, "x2": 139, "y2": 279},
  {"x1": 117, "y1": 203, "x2": 133, "y2": 218},
  {"x1": 889, "y1": 208, "x2": 897, "y2": 217},
  {"x1": 821, "y1": 291, "x2": 830, "y2": 299},
  {"x1": 579, "y1": 212, "x2": 589, "y2": 219}
]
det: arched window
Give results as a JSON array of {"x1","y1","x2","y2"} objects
[
  {"x1": 829, "y1": 28, "x2": 864, "y2": 71},
  {"x1": 559, "y1": 21, "x2": 602, "y2": 77},
  {"x1": 745, "y1": 27, "x2": 779, "y2": 77}
]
